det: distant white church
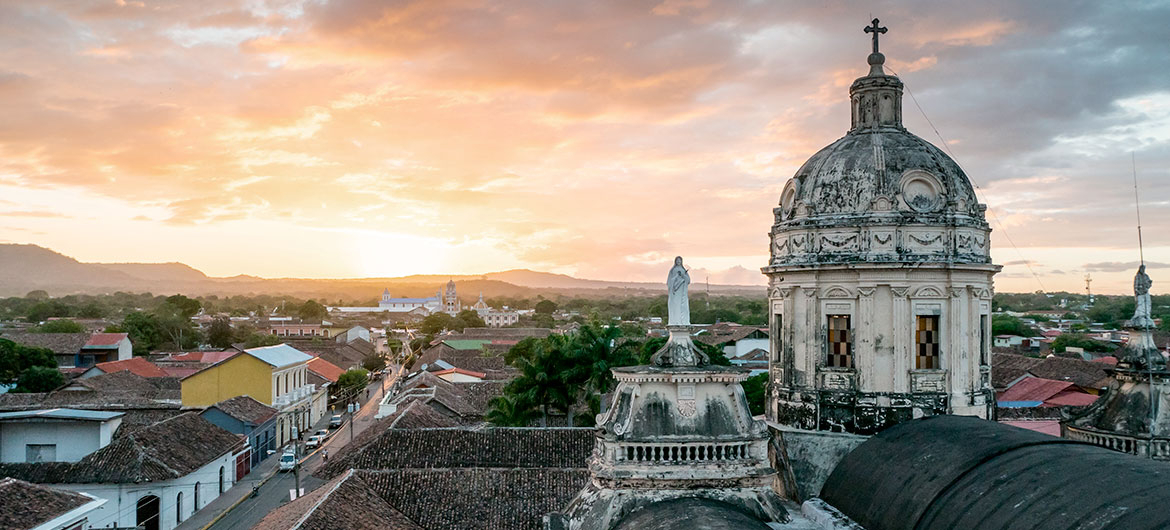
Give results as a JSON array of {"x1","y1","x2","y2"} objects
[{"x1": 332, "y1": 280, "x2": 461, "y2": 316}]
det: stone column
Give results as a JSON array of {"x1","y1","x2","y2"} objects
[
  {"x1": 949, "y1": 287, "x2": 968, "y2": 410},
  {"x1": 803, "y1": 287, "x2": 820, "y2": 388},
  {"x1": 857, "y1": 287, "x2": 876, "y2": 392},
  {"x1": 891, "y1": 287, "x2": 910, "y2": 392}
]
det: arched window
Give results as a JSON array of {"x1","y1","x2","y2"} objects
[
  {"x1": 194, "y1": 482, "x2": 200, "y2": 509},
  {"x1": 219, "y1": 466, "x2": 225, "y2": 493},
  {"x1": 176, "y1": 492, "x2": 183, "y2": 524}
]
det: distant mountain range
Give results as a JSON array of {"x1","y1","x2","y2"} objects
[{"x1": 0, "y1": 244, "x2": 764, "y2": 299}]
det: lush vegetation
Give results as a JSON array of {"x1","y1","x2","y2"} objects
[
  {"x1": 487, "y1": 323, "x2": 736, "y2": 427},
  {"x1": 336, "y1": 368, "x2": 369, "y2": 398},
  {"x1": 991, "y1": 314, "x2": 1038, "y2": 337},
  {"x1": 1051, "y1": 334, "x2": 1117, "y2": 354},
  {"x1": 0, "y1": 338, "x2": 59, "y2": 392}
]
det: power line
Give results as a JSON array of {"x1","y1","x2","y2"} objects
[{"x1": 888, "y1": 66, "x2": 1048, "y2": 295}]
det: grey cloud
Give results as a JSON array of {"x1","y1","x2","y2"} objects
[{"x1": 1084, "y1": 261, "x2": 1170, "y2": 272}]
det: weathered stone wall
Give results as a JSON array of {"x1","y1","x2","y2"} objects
[{"x1": 768, "y1": 423, "x2": 867, "y2": 502}]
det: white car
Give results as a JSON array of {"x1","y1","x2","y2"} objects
[
  {"x1": 315, "y1": 429, "x2": 330, "y2": 440},
  {"x1": 329, "y1": 415, "x2": 343, "y2": 429},
  {"x1": 278, "y1": 452, "x2": 296, "y2": 472},
  {"x1": 305, "y1": 435, "x2": 323, "y2": 449}
]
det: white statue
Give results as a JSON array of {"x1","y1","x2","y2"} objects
[
  {"x1": 1132, "y1": 264, "x2": 1155, "y2": 329},
  {"x1": 667, "y1": 256, "x2": 690, "y2": 326}
]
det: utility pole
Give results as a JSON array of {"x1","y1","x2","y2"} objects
[{"x1": 1084, "y1": 273, "x2": 1093, "y2": 306}]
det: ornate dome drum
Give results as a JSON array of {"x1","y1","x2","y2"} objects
[{"x1": 763, "y1": 21, "x2": 1001, "y2": 435}]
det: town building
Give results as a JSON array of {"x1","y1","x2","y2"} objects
[
  {"x1": 0, "y1": 477, "x2": 106, "y2": 530},
  {"x1": 180, "y1": 344, "x2": 316, "y2": 446},
  {"x1": 0, "y1": 409, "x2": 123, "y2": 463},
  {"x1": 200, "y1": 395, "x2": 278, "y2": 468},
  {"x1": 331, "y1": 285, "x2": 459, "y2": 316},
  {"x1": 764, "y1": 26, "x2": 998, "y2": 434},
  {"x1": 0, "y1": 412, "x2": 244, "y2": 530},
  {"x1": 469, "y1": 293, "x2": 521, "y2": 327},
  {"x1": 0, "y1": 332, "x2": 131, "y2": 369}
]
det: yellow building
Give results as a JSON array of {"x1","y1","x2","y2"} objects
[{"x1": 181, "y1": 344, "x2": 316, "y2": 447}]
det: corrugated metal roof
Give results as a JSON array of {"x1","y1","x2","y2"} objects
[
  {"x1": 245, "y1": 343, "x2": 312, "y2": 368},
  {"x1": 83, "y1": 333, "x2": 128, "y2": 348},
  {"x1": 0, "y1": 408, "x2": 124, "y2": 421},
  {"x1": 442, "y1": 339, "x2": 492, "y2": 351}
]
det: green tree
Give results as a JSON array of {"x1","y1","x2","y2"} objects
[
  {"x1": 165, "y1": 294, "x2": 202, "y2": 319},
  {"x1": 243, "y1": 333, "x2": 283, "y2": 348},
  {"x1": 0, "y1": 338, "x2": 56, "y2": 383},
  {"x1": 298, "y1": 300, "x2": 329, "y2": 321},
  {"x1": 121, "y1": 311, "x2": 164, "y2": 355},
  {"x1": 77, "y1": 301, "x2": 105, "y2": 319},
  {"x1": 25, "y1": 290, "x2": 49, "y2": 300},
  {"x1": 362, "y1": 353, "x2": 387, "y2": 373},
  {"x1": 420, "y1": 313, "x2": 460, "y2": 335},
  {"x1": 207, "y1": 316, "x2": 235, "y2": 349},
  {"x1": 485, "y1": 394, "x2": 539, "y2": 427},
  {"x1": 741, "y1": 373, "x2": 767, "y2": 416},
  {"x1": 457, "y1": 310, "x2": 486, "y2": 329},
  {"x1": 1052, "y1": 334, "x2": 1116, "y2": 353},
  {"x1": 13, "y1": 366, "x2": 64, "y2": 393},
  {"x1": 991, "y1": 314, "x2": 1037, "y2": 337},
  {"x1": 34, "y1": 319, "x2": 85, "y2": 333},
  {"x1": 535, "y1": 300, "x2": 557, "y2": 315},
  {"x1": 337, "y1": 368, "x2": 369, "y2": 398}
]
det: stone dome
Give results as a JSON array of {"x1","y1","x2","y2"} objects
[
  {"x1": 767, "y1": 48, "x2": 992, "y2": 268},
  {"x1": 780, "y1": 130, "x2": 983, "y2": 224},
  {"x1": 775, "y1": 55, "x2": 986, "y2": 227}
]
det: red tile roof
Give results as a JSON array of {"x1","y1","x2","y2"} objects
[
  {"x1": 84, "y1": 333, "x2": 128, "y2": 348},
  {"x1": 306, "y1": 356, "x2": 345, "y2": 383},
  {"x1": 94, "y1": 357, "x2": 169, "y2": 378},
  {"x1": 433, "y1": 367, "x2": 487, "y2": 380},
  {"x1": 998, "y1": 377, "x2": 1076, "y2": 403},
  {"x1": 1090, "y1": 356, "x2": 1119, "y2": 365},
  {"x1": 167, "y1": 351, "x2": 237, "y2": 364}
]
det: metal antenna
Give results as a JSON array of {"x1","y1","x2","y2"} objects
[{"x1": 1133, "y1": 152, "x2": 1145, "y2": 265}]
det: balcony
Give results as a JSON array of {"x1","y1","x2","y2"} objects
[{"x1": 272, "y1": 384, "x2": 316, "y2": 409}]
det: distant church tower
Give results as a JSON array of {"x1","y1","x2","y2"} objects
[
  {"x1": 764, "y1": 20, "x2": 1000, "y2": 434},
  {"x1": 443, "y1": 280, "x2": 460, "y2": 315}
]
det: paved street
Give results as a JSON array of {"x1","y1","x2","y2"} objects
[{"x1": 185, "y1": 371, "x2": 398, "y2": 530}]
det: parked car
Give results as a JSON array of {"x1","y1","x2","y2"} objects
[
  {"x1": 329, "y1": 414, "x2": 342, "y2": 428},
  {"x1": 279, "y1": 451, "x2": 296, "y2": 472},
  {"x1": 315, "y1": 429, "x2": 330, "y2": 440},
  {"x1": 305, "y1": 435, "x2": 322, "y2": 449}
]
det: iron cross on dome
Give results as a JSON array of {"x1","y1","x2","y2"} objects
[{"x1": 864, "y1": 18, "x2": 888, "y2": 54}]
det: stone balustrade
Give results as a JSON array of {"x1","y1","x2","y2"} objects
[
  {"x1": 1065, "y1": 426, "x2": 1170, "y2": 459},
  {"x1": 609, "y1": 442, "x2": 755, "y2": 464}
]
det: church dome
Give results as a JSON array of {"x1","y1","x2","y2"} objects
[
  {"x1": 767, "y1": 38, "x2": 992, "y2": 268},
  {"x1": 776, "y1": 52, "x2": 985, "y2": 227}
]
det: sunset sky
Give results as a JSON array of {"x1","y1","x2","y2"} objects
[{"x1": 1, "y1": 0, "x2": 1167, "y2": 294}]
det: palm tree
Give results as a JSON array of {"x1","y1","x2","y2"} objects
[{"x1": 485, "y1": 394, "x2": 538, "y2": 426}]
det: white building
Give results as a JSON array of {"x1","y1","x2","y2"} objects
[
  {"x1": 470, "y1": 293, "x2": 520, "y2": 327},
  {"x1": 0, "y1": 409, "x2": 123, "y2": 463},
  {"x1": 0, "y1": 478, "x2": 106, "y2": 530},
  {"x1": 764, "y1": 40, "x2": 999, "y2": 434},
  {"x1": 0, "y1": 412, "x2": 245, "y2": 530}
]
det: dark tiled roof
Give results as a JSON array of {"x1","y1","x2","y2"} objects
[
  {"x1": 0, "y1": 371, "x2": 181, "y2": 412},
  {"x1": 209, "y1": 395, "x2": 277, "y2": 425},
  {"x1": 0, "y1": 412, "x2": 242, "y2": 484},
  {"x1": 991, "y1": 353, "x2": 1044, "y2": 389},
  {"x1": 694, "y1": 325, "x2": 767, "y2": 346},
  {"x1": 1026, "y1": 356, "x2": 1113, "y2": 390},
  {"x1": 317, "y1": 427, "x2": 593, "y2": 480},
  {"x1": 0, "y1": 477, "x2": 94, "y2": 530},
  {"x1": 0, "y1": 332, "x2": 88, "y2": 355},
  {"x1": 252, "y1": 470, "x2": 422, "y2": 530},
  {"x1": 387, "y1": 400, "x2": 462, "y2": 430},
  {"x1": 359, "y1": 468, "x2": 588, "y2": 530}
]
